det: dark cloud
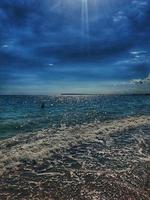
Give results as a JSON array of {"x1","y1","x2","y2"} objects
[
  {"x1": 0, "y1": 0, "x2": 150, "y2": 94},
  {"x1": 130, "y1": 62, "x2": 150, "y2": 74}
]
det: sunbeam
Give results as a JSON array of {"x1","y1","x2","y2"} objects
[
  {"x1": 81, "y1": 0, "x2": 90, "y2": 50},
  {"x1": 81, "y1": 0, "x2": 89, "y2": 36}
]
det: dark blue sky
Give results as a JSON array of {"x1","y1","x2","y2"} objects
[{"x1": 0, "y1": 0, "x2": 150, "y2": 94}]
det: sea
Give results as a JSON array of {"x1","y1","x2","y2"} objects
[{"x1": 0, "y1": 95, "x2": 150, "y2": 138}]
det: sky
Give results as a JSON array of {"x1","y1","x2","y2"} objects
[{"x1": 0, "y1": 0, "x2": 150, "y2": 94}]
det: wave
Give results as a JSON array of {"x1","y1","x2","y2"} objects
[{"x1": 0, "y1": 116, "x2": 150, "y2": 199}]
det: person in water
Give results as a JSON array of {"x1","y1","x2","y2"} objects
[{"x1": 41, "y1": 102, "x2": 45, "y2": 109}]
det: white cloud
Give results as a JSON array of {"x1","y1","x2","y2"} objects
[
  {"x1": 2, "y1": 44, "x2": 8, "y2": 48},
  {"x1": 48, "y1": 63, "x2": 54, "y2": 66},
  {"x1": 131, "y1": 73, "x2": 150, "y2": 84},
  {"x1": 129, "y1": 74, "x2": 150, "y2": 94},
  {"x1": 130, "y1": 50, "x2": 147, "y2": 55}
]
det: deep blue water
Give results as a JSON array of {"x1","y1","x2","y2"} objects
[{"x1": 0, "y1": 95, "x2": 150, "y2": 138}]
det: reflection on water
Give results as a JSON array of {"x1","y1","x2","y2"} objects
[{"x1": 0, "y1": 95, "x2": 150, "y2": 137}]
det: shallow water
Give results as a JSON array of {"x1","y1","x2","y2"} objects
[
  {"x1": 0, "y1": 116, "x2": 150, "y2": 199},
  {"x1": 0, "y1": 95, "x2": 150, "y2": 137}
]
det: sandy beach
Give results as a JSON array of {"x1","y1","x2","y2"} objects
[{"x1": 0, "y1": 116, "x2": 150, "y2": 200}]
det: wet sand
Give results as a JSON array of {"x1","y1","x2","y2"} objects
[{"x1": 0, "y1": 116, "x2": 150, "y2": 200}]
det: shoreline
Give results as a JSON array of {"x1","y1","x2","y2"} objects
[{"x1": 0, "y1": 115, "x2": 150, "y2": 199}]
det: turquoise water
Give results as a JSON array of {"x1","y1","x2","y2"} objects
[{"x1": 0, "y1": 95, "x2": 150, "y2": 138}]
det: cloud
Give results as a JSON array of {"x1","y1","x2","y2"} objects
[
  {"x1": 131, "y1": 73, "x2": 150, "y2": 84},
  {"x1": 129, "y1": 73, "x2": 150, "y2": 94},
  {"x1": 0, "y1": 0, "x2": 149, "y2": 60},
  {"x1": 0, "y1": 0, "x2": 150, "y2": 94}
]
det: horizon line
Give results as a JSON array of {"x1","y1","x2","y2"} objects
[{"x1": 0, "y1": 93, "x2": 150, "y2": 96}]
